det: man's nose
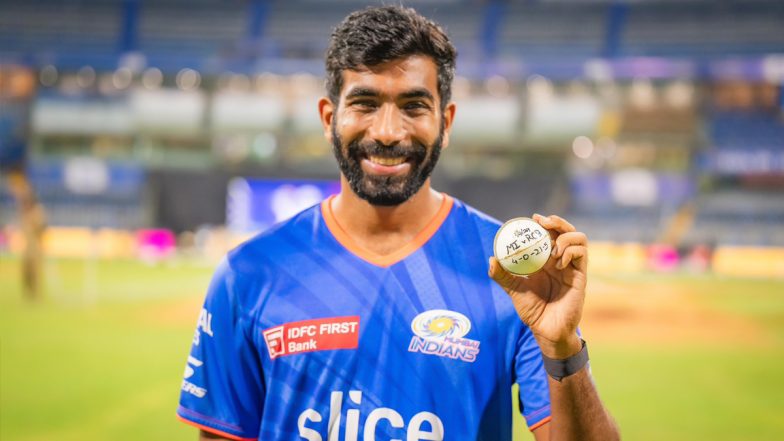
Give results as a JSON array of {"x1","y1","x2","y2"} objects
[{"x1": 367, "y1": 104, "x2": 406, "y2": 146}]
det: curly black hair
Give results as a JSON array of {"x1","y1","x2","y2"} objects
[{"x1": 325, "y1": 5, "x2": 457, "y2": 110}]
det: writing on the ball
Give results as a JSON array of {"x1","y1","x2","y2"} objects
[
  {"x1": 510, "y1": 241, "x2": 550, "y2": 265},
  {"x1": 505, "y1": 227, "x2": 545, "y2": 255}
]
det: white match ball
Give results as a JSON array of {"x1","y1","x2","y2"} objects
[{"x1": 493, "y1": 217, "x2": 552, "y2": 276}]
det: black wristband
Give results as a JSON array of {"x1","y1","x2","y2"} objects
[{"x1": 542, "y1": 339, "x2": 589, "y2": 382}]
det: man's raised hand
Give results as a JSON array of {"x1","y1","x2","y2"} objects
[{"x1": 489, "y1": 214, "x2": 588, "y2": 359}]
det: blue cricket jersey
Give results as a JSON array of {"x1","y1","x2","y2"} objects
[{"x1": 178, "y1": 194, "x2": 552, "y2": 440}]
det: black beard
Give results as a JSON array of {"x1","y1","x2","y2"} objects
[{"x1": 331, "y1": 120, "x2": 443, "y2": 206}]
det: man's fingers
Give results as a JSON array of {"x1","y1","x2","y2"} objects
[
  {"x1": 557, "y1": 245, "x2": 588, "y2": 270},
  {"x1": 533, "y1": 213, "x2": 576, "y2": 234},
  {"x1": 548, "y1": 215, "x2": 576, "y2": 233},
  {"x1": 552, "y1": 231, "x2": 588, "y2": 258}
]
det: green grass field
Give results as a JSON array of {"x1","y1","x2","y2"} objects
[{"x1": 1, "y1": 256, "x2": 783, "y2": 440}]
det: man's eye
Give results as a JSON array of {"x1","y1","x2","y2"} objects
[
  {"x1": 352, "y1": 100, "x2": 377, "y2": 109},
  {"x1": 404, "y1": 102, "x2": 430, "y2": 112}
]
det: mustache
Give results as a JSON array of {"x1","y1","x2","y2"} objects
[{"x1": 347, "y1": 139, "x2": 427, "y2": 159}]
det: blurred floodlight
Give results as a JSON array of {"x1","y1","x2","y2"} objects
[
  {"x1": 761, "y1": 55, "x2": 784, "y2": 83},
  {"x1": 572, "y1": 136, "x2": 594, "y2": 159},
  {"x1": 141, "y1": 68, "x2": 163, "y2": 89},
  {"x1": 176, "y1": 68, "x2": 201, "y2": 90},
  {"x1": 77, "y1": 66, "x2": 96, "y2": 88},
  {"x1": 584, "y1": 59, "x2": 613, "y2": 83},
  {"x1": 112, "y1": 67, "x2": 133, "y2": 90},
  {"x1": 486, "y1": 75, "x2": 510, "y2": 97},
  {"x1": 39, "y1": 65, "x2": 57, "y2": 87},
  {"x1": 629, "y1": 78, "x2": 656, "y2": 109},
  {"x1": 611, "y1": 168, "x2": 657, "y2": 206},
  {"x1": 664, "y1": 80, "x2": 693, "y2": 108}
]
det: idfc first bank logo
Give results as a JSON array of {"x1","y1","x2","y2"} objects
[
  {"x1": 263, "y1": 316, "x2": 360, "y2": 359},
  {"x1": 408, "y1": 310, "x2": 480, "y2": 362}
]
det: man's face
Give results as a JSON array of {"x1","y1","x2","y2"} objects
[{"x1": 321, "y1": 55, "x2": 455, "y2": 206}]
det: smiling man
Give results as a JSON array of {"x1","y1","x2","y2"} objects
[
  {"x1": 178, "y1": 6, "x2": 619, "y2": 441},
  {"x1": 327, "y1": 54, "x2": 447, "y2": 207}
]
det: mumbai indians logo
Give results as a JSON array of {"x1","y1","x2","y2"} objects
[
  {"x1": 408, "y1": 310, "x2": 480, "y2": 362},
  {"x1": 411, "y1": 309, "x2": 471, "y2": 339}
]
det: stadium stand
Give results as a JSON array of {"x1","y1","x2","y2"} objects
[
  {"x1": 710, "y1": 110, "x2": 784, "y2": 152},
  {"x1": 22, "y1": 160, "x2": 149, "y2": 229},
  {"x1": 1, "y1": 0, "x2": 783, "y2": 246},
  {"x1": 137, "y1": 1, "x2": 246, "y2": 71},
  {"x1": 2, "y1": 0, "x2": 783, "y2": 74},
  {"x1": 687, "y1": 190, "x2": 784, "y2": 246},
  {"x1": 623, "y1": 1, "x2": 784, "y2": 58},
  {"x1": 499, "y1": 2, "x2": 606, "y2": 59}
]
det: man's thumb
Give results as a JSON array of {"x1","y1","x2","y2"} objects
[{"x1": 488, "y1": 256, "x2": 516, "y2": 287}]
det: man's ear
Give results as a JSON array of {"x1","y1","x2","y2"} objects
[
  {"x1": 318, "y1": 97, "x2": 335, "y2": 143},
  {"x1": 440, "y1": 101, "x2": 457, "y2": 149}
]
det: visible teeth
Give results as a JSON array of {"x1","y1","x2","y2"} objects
[{"x1": 369, "y1": 156, "x2": 405, "y2": 166}]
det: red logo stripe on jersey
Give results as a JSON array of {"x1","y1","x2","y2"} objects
[{"x1": 263, "y1": 316, "x2": 360, "y2": 359}]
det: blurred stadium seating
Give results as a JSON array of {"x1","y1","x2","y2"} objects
[
  {"x1": 1, "y1": 0, "x2": 783, "y2": 273},
  {"x1": 710, "y1": 110, "x2": 784, "y2": 153},
  {"x1": 622, "y1": 1, "x2": 784, "y2": 58}
]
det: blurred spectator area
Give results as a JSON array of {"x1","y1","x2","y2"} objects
[
  {"x1": 687, "y1": 189, "x2": 784, "y2": 246},
  {"x1": 138, "y1": 1, "x2": 245, "y2": 68},
  {"x1": 1, "y1": 0, "x2": 783, "y2": 73},
  {"x1": 622, "y1": 1, "x2": 784, "y2": 57},
  {"x1": 1, "y1": 0, "x2": 783, "y2": 248},
  {"x1": 0, "y1": 0, "x2": 120, "y2": 70},
  {"x1": 499, "y1": 2, "x2": 606, "y2": 59},
  {"x1": 0, "y1": 0, "x2": 246, "y2": 72},
  {"x1": 0, "y1": 159, "x2": 149, "y2": 229},
  {"x1": 263, "y1": 1, "x2": 483, "y2": 59},
  {"x1": 711, "y1": 111, "x2": 784, "y2": 152}
]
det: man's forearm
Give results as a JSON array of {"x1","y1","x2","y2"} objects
[{"x1": 547, "y1": 367, "x2": 620, "y2": 440}]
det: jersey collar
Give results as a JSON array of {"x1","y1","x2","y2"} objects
[{"x1": 321, "y1": 193, "x2": 454, "y2": 268}]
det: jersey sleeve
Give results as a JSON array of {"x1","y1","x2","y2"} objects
[
  {"x1": 177, "y1": 259, "x2": 264, "y2": 441},
  {"x1": 512, "y1": 324, "x2": 552, "y2": 431}
]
